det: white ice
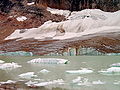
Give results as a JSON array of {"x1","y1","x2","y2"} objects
[
  {"x1": 0, "y1": 62, "x2": 22, "y2": 70},
  {"x1": 0, "y1": 60, "x2": 5, "y2": 63},
  {"x1": 66, "y1": 68, "x2": 93, "y2": 74},
  {"x1": 27, "y1": 2, "x2": 35, "y2": 5},
  {"x1": 27, "y1": 58, "x2": 69, "y2": 64},
  {"x1": 39, "y1": 69, "x2": 50, "y2": 73},
  {"x1": 19, "y1": 72, "x2": 37, "y2": 79},
  {"x1": 0, "y1": 80, "x2": 16, "y2": 84}
]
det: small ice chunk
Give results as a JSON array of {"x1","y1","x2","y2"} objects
[
  {"x1": 110, "y1": 63, "x2": 120, "y2": 67},
  {"x1": 27, "y1": 2, "x2": 35, "y2": 5},
  {"x1": 0, "y1": 60, "x2": 5, "y2": 63},
  {"x1": 72, "y1": 77, "x2": 82, "y2": 83},
  {"x1": 19, "y1": 72, "x2": 37, "y2": 79},
  {"x1": 66, "y1": 68, "x2": 93, "y2": 74},
  {"x1": 0, "y1": 62, "x2": 22, "y2": 70},
  {"x1": 107, "y1": 67, "x2": 120, "y2": 72},
  {"x1": 34, "y1": 79, "x2": 64, "y2": 87},
  {"x1": 25, "y1": 80, "x2": 38, "y2": 86},
  {"x1": 16, "y1": 16, "x2": 27, "y2": 21},
  {"x1": 39, "y1": 69, "x2": 50, "y2": 73},
  {"x1": 92, "y1": 80, "x2": 105, "y2": 85},
  {"x1": 27, "y1": 58, "x2": 69, "y2": 64},
  {"x1": 0, "y1": 80, "x2": 16, "y2": 84}
]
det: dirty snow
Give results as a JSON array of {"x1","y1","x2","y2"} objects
[
  {"x1": 5, "y1": 9, "x2": 120, "y2": 40},
  {"x1": 16, "y1": 16, "x2": 27, "y2": 21}
]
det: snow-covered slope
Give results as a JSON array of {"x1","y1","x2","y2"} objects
[{"x1": 5, "y1": 9, "x2": 120, "y2": 40}]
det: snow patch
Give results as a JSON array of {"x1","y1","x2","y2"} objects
[
  {"x1": 110, "y1": 63, "x2": 120, "y2": 67},
  {"x1": 27, "y1": 2, "x2": 35, "y2": 5},
  {"x1": 16, "y1": 16, "x2": 27, "y2": 21}
]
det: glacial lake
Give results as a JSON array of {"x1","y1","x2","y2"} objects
[{"x1": 0, "y1": 56, "x2": 120, "y2": 90}]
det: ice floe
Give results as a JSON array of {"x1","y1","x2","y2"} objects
[
  {"x1": 27, "y1": 2, "x2": 35, "y2": 6},
  {"x1": 92, "y1": 80, "x2": 106, "y2": 85},
  {"x1": 99, "y1": 67, "x2": 120, "y2": 75},
  {"x1": 27, "y1": 58, "x2": 69, "y2": 64},
  {"x1": 16, "y1": 16, "x2": 27, "y2": 21},
  {"x1": 0, "y1": 60, "x2": 5, "y2": 63},
  {"x1": 39, "y1": 69, "x2": 50, "y2": 73},
  {"x1": 0, "y1": 80, "x2": 16, "y2": 84},
  {"x1": 0, "y1": 62, "x2": 22, "y2": 70},
  {"x1": 66, "y1": 68, "x2": 93, "y2": 74},
  {"x1": 25, "y1": 79, "x2": 64, "y2": 87},
  {"x1": 110, "y1": 63, "x2": 120, "y2": 67},
  {"x1": 19, "y1": 72, "x2": 37, "y2": 79}
]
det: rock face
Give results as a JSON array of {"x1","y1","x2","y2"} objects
[{"x1": 36, "y1": 0, "x2": 120, "y2": 12}]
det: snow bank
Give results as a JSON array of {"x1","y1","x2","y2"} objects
[
  {"x1": 27, "y1": 58, "x2": 69, "y2": 64},
  {"x1": 66, "y1": 68, "x2": 93, "y2": 74},
  {"x1": 0, "y1": 62, "x2": 22, "y2": 70},
  {"x1": 19, "y1": 72, "x2": 37, "y2": 79},
  {"x1": 16, "y1": 16, "x2": 27, "y2": 21},
  {"x1": 5, "y1": 9, "x2": 120, "y2": 40}
]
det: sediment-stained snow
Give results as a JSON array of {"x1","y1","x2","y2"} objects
[{"x1": 5, "y1": 9, "x2": 120, "y2": 40}]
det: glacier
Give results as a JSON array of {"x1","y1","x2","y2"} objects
[{"x1": 5, "y1": 9, "x2": 120, "y2": 40}]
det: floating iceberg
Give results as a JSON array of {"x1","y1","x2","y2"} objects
[
  {"x1": 66, "y1": 68, "x2": 93, "y2": 74},
  {"x1": 32, "y1": 79, "x2": 64, "y2": 87},
  {"x1": 0, "y1": 51, "x2": 33, "y2": 56},
  {"x1": 0, "y1": 80, "x2": 16, "y2": 84},
  {"x1": 0, "y1": 62, "x2": 22, "y2": 70},
  {"x1": 110, "y1": 63, "x2": 120, "y2": 67},
  {"x1": 99, "y1": 67, "x2": 120, "y2": 75},
  {"x1": 27, "y1": 58, "x2": 69, "y2": 64},
  {"x1": 39, "y1": 69, "x2": 50, "y2": 73},
  {"x1": 92, "y1": 80, "x2": 105, "y2": 85},
  {"x1": 0, "y1": 60, "x2": 5, "y2": 63},
  {"x1": 19, "y1": 72, "x2": 37, "y2": 79}
]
